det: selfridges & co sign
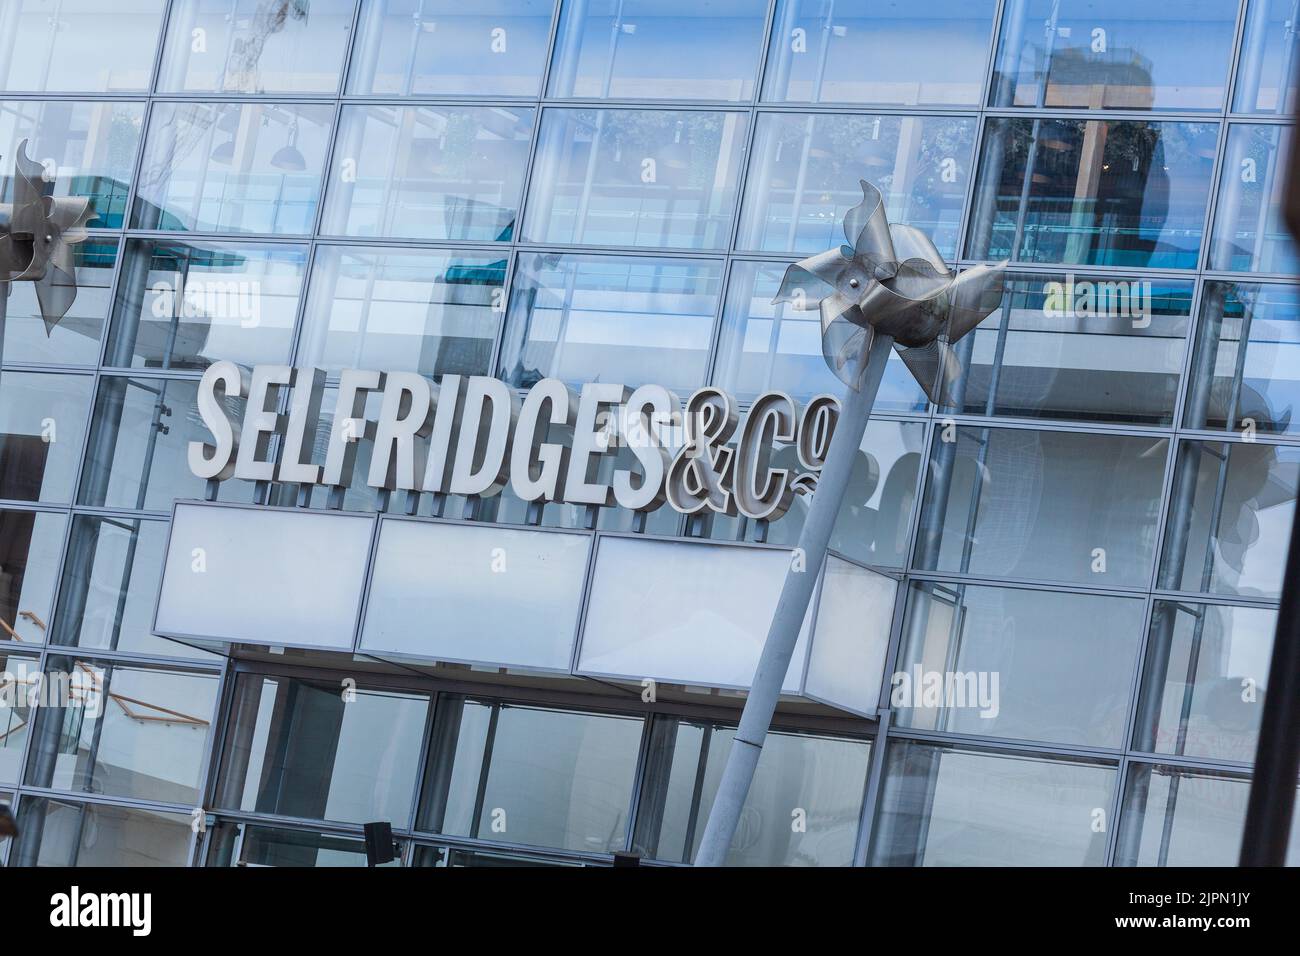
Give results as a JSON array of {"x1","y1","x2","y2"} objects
[{"x1": 187, "y1": 362, "x2": 843, "y2": 522}]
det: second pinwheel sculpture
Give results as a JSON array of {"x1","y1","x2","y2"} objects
[{"x1": 695, "y1": 179, "x2": 1008, "y2": 866}]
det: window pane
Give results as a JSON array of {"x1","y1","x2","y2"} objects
[
  {"x1": 207, "y1": 821, "x2": 377, "y2": 867},
  {"x1": 158, "y1": 0, "x2": 356, "y2": 93},
  {"x1": 1116, "y1": 765, "x2": 1300, "y2": 866},
  {"x1": 894, "y1": 583, "x2": 1145, "y2": 747},
  {"x1": 990, "y1": 0, "x2": 1237, "y2": 111},
  {"x1": 348, "y1": 0, "x2": 555, "y2": 97},
  {"x1": 944, "y1": 271, "x2": 1193, "y2": 425},
  {"x1": 1159, "y1": 440, "x2": 1297, "y2": 599},
  {"x1": 548, "y1": 0, "x2": 767, "y2": 101},
  {"x1": 708, "y1": 417, "x2": 924, "y2": 569},
  {"x1": 968, "y1": 118, "x2": 1218, "y2": 269},
  {"x1": 916, "y1": 427, "x2": 1166, "y2": 587},
  {"x1": 738, "y1": 112, "x2": 974, "y2": 258},
  {"x1": 0, "y1": 241, "x2": 117, "y2": 366},
  {"x1": 633, "y1": 719, "x2": 870, "y2": 866},
  {"x1": 763, "y1": 0, "x2": 996, "y2": 106},
  {"x1": 419, "y1": 698, "x2": 642, "y2": 854},
  {"x1": 78, "y1": 375, "x2": 254, "y2": 511},
  {"x1": 499, "y1": 253, "x2": 722, "y2": 393},
  {"x1": 0, "y1": 510, "x2": 66, "y2": 645},
  {"x1": 0, "y1": 653, "x2": 39, "y2": 783},
  {"x1": 715, "y1": 261, "x2": 927, "y2": 410},
  {"x1": 133, "y1": 102, "x2": 332, "y2": 235},
  {"x1": 51, "y1": 516, "x2": 213, "y2": 659},
  {"x1": 13, "y1": 797, "x2": 191, "y2": 866},
  {"x1": 524, "y1": 108, "x2": 748, "y2": 250},
  {"x1": 1234, "y1": 0, "x2": 1300, "y2": 114},
  {"x1": 216, "y1": 675, "x2": 428, "y2": 827},
  {"x1": 0, "y1": 372, "x2": 91, "y2": 503},
  {"x1": 1187, "y1": 281, "x2": 1300, "y2": 437},
  {"x1": 299, "y1": 246, "x2": 503, "y2": 377},
  {"x1": 0, "y1": 100, "x2": 143, "y2": 229},
  {"x1": 322, "y1": 105, "x2": 534, "y2": 242},
  {"x1": 872, "y1": 742, "x2": 1115, "y2": 865},
  {"x1": 1209, "y1": 124, "x2": 1300, "y2": 274},
  {"x1": 24, "y1": 657, "x2": 218, "y2": 805},
  {"x1": 1138, "y1": 601, "x2": 1275, "y2": 764},
  {"x1": 0, "y1": 0, "x2": 166, "y2": 93},
  {"x1": 104, "y1": 238, "x2": 307, "y2": 371}
]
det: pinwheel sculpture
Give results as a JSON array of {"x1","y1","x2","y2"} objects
[
  {"x1": 695, "y1": 181, "x2": 1008, "y2": 866},
  {"x1": 0, "y1": 139, "x2": 94, "y2": 336}
]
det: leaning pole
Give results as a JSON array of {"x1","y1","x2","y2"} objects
[{"x1": 694, "y1": 181, "x2": 1006, "y2": 866}]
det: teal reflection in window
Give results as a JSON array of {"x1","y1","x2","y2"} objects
[
  {"x1": 321, "y1": 105, "x2": 535, "y2": 242},
  {"x1": 0, "y1": 0, "x2": 166, "y2": 93},
  {"x1": 348, "y1": 0, "x2": 555, "y2": 97},
  {"x1": 1234, "y1": 0, "x2": 1300, "y2": 114},
  {"x1": 945, "y1": 271, "x2": 1194, "y2": 425},
  {"x1": 968, "y1": 118, "x2": 1218, "y2": 269},
  {"x1": 763, "y1": 0, "x2": 997, "y2": 107},
  {"x1": 1209, "y1": 124, "x2": 1300, "y2": 274},
  {"x1": 548, "y1": 0, "x2": 767, "y2": 101},
  {"x1": 990, "y1": 0, "x2": 1237, "y2": 111},
  {"x1": 0, "y1": 240, "x2": 117, "y2": 366},
  {"x1": 499, "y1": 252, "x2": 722, "y2": 394},
  {"x1": 1187, "y1": 282, "x2": 1300, "y2": 437},
  {"x1": 133, "y1": 102, "x2": 332, "y2": 235},
  {"x1": 523, "y1": 108, "x2": 748, "y2": 250},
  {"x1": 737, "y1": 112, "x2": 975, "y2": 258}
]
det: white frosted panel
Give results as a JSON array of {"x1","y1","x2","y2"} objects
[
  {"x1": 155, "y1": 504, "x2": 373, "y2": 648},
  {"x1": 805, "y1": 556, "x2": 896, "y2": 715},
  {"x1": 578, "y1": 537, "x2": 810, "y2": 692},
  {"x1": 360, "y1": 520, "x2": 589, "y2": 670}
]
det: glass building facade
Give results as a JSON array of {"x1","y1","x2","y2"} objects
[{"x1": 0, "y1": 0, "x2": 1297, "y2": 867}]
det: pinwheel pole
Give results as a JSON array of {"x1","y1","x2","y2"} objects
[{"x1": 695, "y1": 182, "x2": 1005, "y2": 866}]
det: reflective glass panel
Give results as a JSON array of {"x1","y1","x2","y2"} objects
[
  {"x1": 498, "y1": 252, "x2": 722, "y2": 393},
  {"x1": 105, "y1": 238, "x2": 306, "y2": 372},
  {"x1": 1137, "y1": 601, "x2": 1276, "y2": 764},
  {"x1": 523, "y1": 108, "x2": 748, "y2": 250},
  {"x1": 989, "y1": 0, "x2": 1237, "y2": 111},
  {"x1": 0, "y1": 99, "x2": 143, "y2": 228},
  {"x1": 419, "y1": 697, "x2": 642, "y2": 854},
  {"x1": 216, "y1": 675, "x2": 428, "y2": 827},
  {"x1": 893, "y1": 582, "x2": 1145, "y2": 747},
  {"x1": 1209, "y1": 124, "x2": 1300, "y2": 274},
  {"x1": 0, "y1": 0, "x2": 166, "y2": 93},
  {"x1": 715, "y1": 260, "x2": 927, "y2": 410},
  {"x1": 51, "y1": 516, "x2": 213, "y2": 659},
  {"x1": 133, "y1": 102, "x2": 332, "y2": 234},
  {"x1": 0, "y1": 653, "x2": 39, "y2": 784},
  {"x1": 24, "y1": 656, "x2": 218, "y2": 805},
  {"x1": 348, "y1": 0, "x2": 555, "y2": 97},
  {"x1": 632, "y1": 719, "x2": 870, "y2": 866},
  {"x1": 1234, "y1": 0, "x2": 1300, "y2": 114},
  {"x1": 299, "y1": 245, "x2": 503, "y2": 377},
  {"x1": 1159, "y1": 440, "x2": 1298, "y2": 600},
  {"x1": 78, "y1": 375, "x2": 254, "y2": 511},
  {"x1": 0, "y1": 240, "x2": 117, "y2": 366},
  {"x1": 1116, "y1": 765, "x2": 1300, "y2": 866},
  {"x1": 548, "y1": 0, "x2": 767, "y2": 101},
  {"x1": 158, "y1": 0, "x2": 356, "y2": 93},
  {"x1": 944, "y1": 271, "x2": 1194, "y2": 425},
  {"x1": 0, "y1": 510, "x2": 66, "y2": 645},
  {"x1": 763, "y1": 0, "x2": 996, "y2": 107},
  {"x1": 968, "y1": 118, "x2": 1218, "y2": 270},
  {"x1": 207, "y1": 821, "x2": 379, "y2": 867},
  {"x1": 737, "y1": 112, "x2": 975, "y2": 258},
  {"x1": 0, "y1": 372, "x2": 91, "y2": 503},
  {"x1": 13, "y1": 797, "x2": 191, "y2": 867},
  {"x1": 872, "y1": 742, "x2": 1115, "y2": 865},
  {"x1": 1187, "y1": 281, "x2": 1300, "y2": 437},
  {"x1": 916, "y1": 427, "x2": 1167, "y2": 587},
  {"x1": 323, "y1": 106, "x2": 535, "y2": 243}
]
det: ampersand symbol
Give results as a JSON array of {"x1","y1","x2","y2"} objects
[{"x1": 666, "y1": 388, "x2": 739, "y2": 516}]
